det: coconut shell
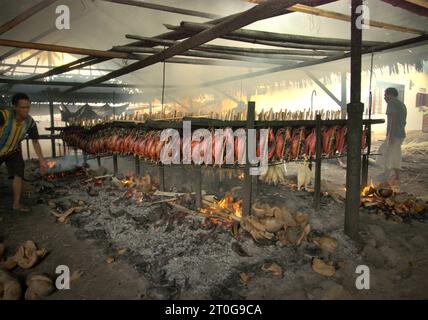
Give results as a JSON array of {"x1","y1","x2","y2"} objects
[
  {"x1": 0, "y1": 268, "x2": 21, "y2": 300},
  {"x1": 312, "y1": 258, "x2": 335, "y2": 277},
  {"x1": 26, "y1": 274, "x2": 55, "y2": 298}
]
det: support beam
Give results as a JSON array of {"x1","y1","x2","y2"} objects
[
  {"x1": 19, "y1": 0, "x2": 336, "y2": 82},
  {"x1": 345, "y1": 0, "x2": 364, "y2": 240},
  {"x1": 0, "y1": 77, "x2": 146, "y2": 89},
  {"x1": 305, "y1": 70, "x2": 342, "y2": 108},
  {"x1": 101, "y1": 0, "x2": 221, "y2": 19},
  {"x1": 244, "y1": 1, "x2": 427, "y2": 35},
  {"x1": 49, "y1": 101, "x2": 56, "y2": 158},
  {"x1": 340, "y1": 71, "x2": 347, "y2": 118},
  {"x1": 313, "y1": 114, "x2": 322, "y2": 210},
  {"x1": 67, "y1": 0, "x2": 329, "y2": 92},
  {"x1": 0, "y1": 0, "x2": 58, "y2": 35},
  {"x1": 405, "y1": 0, "x2": 428, "y2": 9},
  {"x1": 0, "y1": 39, "x2": 136, "y2": 59}
]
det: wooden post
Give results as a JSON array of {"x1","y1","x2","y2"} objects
[
  {"x1": 313, "y1": 114, "x2": 322, "y2": 210},
  {"x1": 194, "y1": 166, "x2": 202, "y2": 209},
  {"x1": 83, "y1": 152, "x2": 88, "y2": 167},
  {"x1": 49, "y1": 101, "x2": 56, "y2": 158},
  {"x1": 74, "y1": 148, "x2": 78, "y2": 164},
  {"x1": 26, "y1": 138, "x2": 30, "y2": 160},
  {"x1": 341, "y1": 71, "x2": 347, "y2": 118},
  {"x1": 134, "y1": 155, "x2": 140, "y2": 176},
  {"x1": 159, "y1": 165, "x2": 165, "y2": 191},
  {"x1": 62, "y1": 140, "x2": 66, "y2": 156},
  {"x1": 242, "y1": 101, "x2": 255, "y2": 217},
  {"x1": 113, "y1": 154, "x2": 118, "y2": 175},
  {"x1": 97, "y1": 156, "x2": 101, "y2": 168},
  {"x1": 345, "y1": 0, "x2": 364, "y2": 240}
]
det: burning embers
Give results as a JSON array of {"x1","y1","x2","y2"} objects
[
  {"x1": 361, "y1": 181, "x2": 427, "y2": 222},
  {"x1": 41, "y1": 160, "x2": 86, "y2": 181},
  {"x1": 201, "y1": 193, "x2": 242, "y2": 224}
]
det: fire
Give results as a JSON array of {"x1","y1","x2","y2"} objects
[
  {"x1": 237, "y1": 172, "x2": 245, "y2": 180},
  {"x1": 217, "y1": 193, "x2": 242, "y2": 218},
  {"x1": 361, "y1": 179, "x2": 376, "y2": 197},
  {"x1": 46, "y1": 160, "x2": 57, "y2": 169}
]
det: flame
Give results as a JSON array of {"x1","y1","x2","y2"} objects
[
  {"x1": 46, "y1": 160, "x2": 57, "y2": 169},
  {"x1": 237, "y1": 172, "x2": 245, "y2": 180},
  {"x1": 218, "y1": 193, "x2": 242, "y2": 218},
  {"x1": 361, "y1": 179, "x2": 375, "y2": 197}
]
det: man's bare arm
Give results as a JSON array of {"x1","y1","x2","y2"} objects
[{"x1": 32, "y1": 139, "x2": 48, "y2": 175}]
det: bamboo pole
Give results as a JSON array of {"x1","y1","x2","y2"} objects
[
  {"x1": 112, "y1": 45, "x2": 313, "y2": 63},
  {"x1": 175, "y1": 21, "x2": 386, "y2": 47},
  {"x1": 0, "y1": 39, "x2": 135, "y2": 59},
  {"x1": 196, "y1": 34, "x2": 428, "y2": 89},
  {"x1": 0, "y1": 0, "x2": 59, "y2": 35},
  {"x1": 125, "y1": 34, "x2": 336, "y2": 56},
  {"x1": 101, "y1": 0, "x2": 221, "y2": 19}
]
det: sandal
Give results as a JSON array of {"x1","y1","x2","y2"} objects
[{"x1": 12, "y1": 205, "x2": 31, "y2": 213}]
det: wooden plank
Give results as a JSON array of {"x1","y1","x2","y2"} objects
[
  {"x1": 405, "y1": 0, "x2": 428, "y2": 10},
  {"x1": 65, "y1": 0, "x2": 334, "y2": 93},
  {"x1": 0, "y1": 0, "x2": 58, "y2": 35}
]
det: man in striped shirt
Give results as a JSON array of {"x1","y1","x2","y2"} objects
[{"x1": 0, "y1": 93, "x2": 48, "y2": 212}]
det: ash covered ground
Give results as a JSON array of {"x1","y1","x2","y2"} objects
[{"x1": 1, "y1": 133, "x2": 428, "y2": 299}]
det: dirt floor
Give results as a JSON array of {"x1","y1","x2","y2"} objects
[{"x1": 1, "y1": 131, "x2": 427, "y2": 300}]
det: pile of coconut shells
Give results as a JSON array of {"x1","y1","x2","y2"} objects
[
  {"x1": 0, "y1": 241, "x2": 55, "y2": 300},
  {"x1": 241, "y1": 202, "x2": 311, "y2": 246}
]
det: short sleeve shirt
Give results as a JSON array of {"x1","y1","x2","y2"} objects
[
  {"x1": 386, "y1": 97, "x2": 407, "y2": 139},
  {"x1": 0, "y1": 109, "x2": 39, "y2": 156}
]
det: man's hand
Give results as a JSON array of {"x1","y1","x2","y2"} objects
[{"x1": 39, "y1": 159, "x2": 48, "y2": 176}]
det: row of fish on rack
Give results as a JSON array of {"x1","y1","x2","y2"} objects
[{"x1": 62, "y1": 125, "x2": 368, "y2": 163}]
